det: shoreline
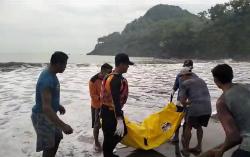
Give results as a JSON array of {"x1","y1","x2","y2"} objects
[{"x1": 87, "y1": 54, "x2": 250, "y2": 62}]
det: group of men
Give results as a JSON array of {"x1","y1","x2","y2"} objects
[
  {"x1": 89, "y1": 53, "x2": 133, "y2": 157},
  {"x1": 31, "y1": 51, "x2": 250, "y2": 157}
]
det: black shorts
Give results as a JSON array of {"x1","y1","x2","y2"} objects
[
  {"x1": 232, "y1": 149, "x2": 250, "y2": 157},
  {"x1": 187, "y1": 115, "x2": 210, "y2": 128},
  {"x1": 91, "y1": 106, "x2": 101, "y2": 129},
  {"x1": 176, "y1": 106, "x2": 184, "y2": 112}
]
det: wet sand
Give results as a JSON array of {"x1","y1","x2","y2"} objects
[{"x1": 117, "y1": 119, "x2": 236, "y2": 157}]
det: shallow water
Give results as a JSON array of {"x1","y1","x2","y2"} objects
[{"x1": 0, "y1": 57, "x2": 250, "y2": 156}]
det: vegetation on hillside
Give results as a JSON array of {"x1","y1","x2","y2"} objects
[{"x1": 88, "y1": 0, "x2": 250, "y2": 60}]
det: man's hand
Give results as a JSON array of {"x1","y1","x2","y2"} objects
[
  {"x1": 62, "y1": 124, "x2": 73, "y2": 134},
  {"x1": 59, "y1": 105, "x2": 66, "y2": 115},
  {"x1": 114, "y1": 119, "x2": 124, "y2": 137}
]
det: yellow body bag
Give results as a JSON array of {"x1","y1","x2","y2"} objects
[{"x1": 121, "y1": 102, "x2": 184, "y2": 150}]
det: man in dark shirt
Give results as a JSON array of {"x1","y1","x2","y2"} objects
[{"x1": 100, "y1": 53, "x2": 134, "y2": 157}]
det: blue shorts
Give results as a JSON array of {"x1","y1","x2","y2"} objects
[{"x1": 31, "y1": 113, "x2": 63, "y2": 152}]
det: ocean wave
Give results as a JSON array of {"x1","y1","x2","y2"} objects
[
  {"x1": 76, "y1": 63, "x2": 90, "y2": 67},
  {"x1": 0, "y1": 62, "x2": 45, "y2": 72}
]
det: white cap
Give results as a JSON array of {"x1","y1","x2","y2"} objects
[{"x1": 179, "y1": 67, "x2": 192, "y2": 76}]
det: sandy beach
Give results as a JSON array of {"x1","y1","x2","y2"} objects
[
  {"x1": 0, "y1": 60, "x2": 249, "y2": 156},
  {"x1": 117, "y1": 119, "x2": 236, "y2": 157}
]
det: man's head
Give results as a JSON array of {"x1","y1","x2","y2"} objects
[
  {"x1": 101, "y1": 63, "x2": 113, "y2": 76},
  {"x1": 183, "y1": 59, "x2": 193, "y2": 70},
  {"x1": 50, "y1": 51, "x2": 68, "y2": 73},
  {"x1": 115, "y1": 53, "x2": 134, "y2": 73},
  {"x1": 211, "y1": 64, "x2": 233, "y2": 88},
  {"x1": 179, "y1": 67, "x2": 192, "y2": 81}
]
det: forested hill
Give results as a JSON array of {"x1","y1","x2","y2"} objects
[{"x1": 88, "y1": 1, "x2": 250, "y2": 60}]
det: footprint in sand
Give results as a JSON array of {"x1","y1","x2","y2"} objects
[
  {"x1": 12, "y1": 105, "x2": 21, "y2": 111},
  {"x1": 24, "y1": 131, "x2": 33, "y2": 137},
  {"x1": 77, "y1": 135, "x2": 93, "y2": 144}
]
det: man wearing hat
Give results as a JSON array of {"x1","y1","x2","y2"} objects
[
  {"x1": 100, "y1": 53, "x2": 134, "y2": 157},
  {"x1": 170, "y1": 60, "x2": 198, "y2": 143},
  {"x1": 179, "y1": 67, "x2": 212, "y2": 156}
]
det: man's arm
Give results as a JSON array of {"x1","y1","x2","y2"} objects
[
  {"x1": 179, "y1": 83, "x2": 191, "y2": 107},
  {"x1": 42, "y1": 88, "x2": 67, "y2": 129},
  {"x1": 198, "y1": 96, "x2": 242, "y2": 157},
  {"x1": 215, "y1": 96, "x2": 242, "y2": 153},
  {"x1": 110, "y1": 76, "x2": 123, "y2": 119},
  {"x1": 173, "y1": 75, "x2": 179, "y2": 91}
]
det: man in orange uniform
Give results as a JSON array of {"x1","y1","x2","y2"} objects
[
  {"x1": 100, "y1": 53, "x2": 134, "y2": 157},
  {"x1": 89, "y1": 63, "x2": 113, "y2": 152}
]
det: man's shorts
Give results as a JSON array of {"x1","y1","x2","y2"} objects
[
  {"x1": 91, "y1": 107, "x2": 101, "y2": 129},
  {"x1": 187, "y1": 114, "x2": 210, "y2": 129},
  {"x1": 31, "y1": 113, "x2": 63, "y2": 152}
]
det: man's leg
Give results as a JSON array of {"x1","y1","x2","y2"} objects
[
  {"x1": 103, "y1": 132, "x2": 116, "y2": 157},
  {"x1": 32, "y1": 113, "x2": 62, "y2": 157},
  {"x1": 181, "y1": 123, "x2": 192, "y2": 156},
  {"x1": 42, "y1": 133, "x2": 61, "y2": 157},
  {"x1": 42, "y1": 141, "x2": 60, "y2": 157},
  {"x1": 101, "y1": 107, "x2": 117, "y2": 157},
  {"x1": 196, "y1": 126, "x2": 203, "y2": 151},
  {"x1": 173, "y1": 126, "x2": 180, "y2": 141},
  {"x1": 181, "y1": 121, "x2": 186, "y2": 143},
  {"x1": 93, "y1": 126, "x2": 101, "y2": 149},
  {"x1": 189, "y1": 115, "x2": 208, "y2": 154},
  {"x1": 172, "y1": 125, "x2": 181, "y2": 143},
  {"x1": 93, "y1": 108, "x2": 102, "y2": 151},
  {"x1": 172, "y1": 105, "x2": 184, "y2": 143},
  {"x1": 188, "y1": 126, "x2": 203, "y2": 154}
]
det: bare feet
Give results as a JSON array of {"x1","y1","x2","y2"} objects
[
  {"x1": 93, "y1": 142, "x2": 102, "y2": 152},
  {"x1": 188, "y1": 146, "x2": 202, "y2": 154},
  {"x1": 181, "y1": 149, "x2": 190, "y2": 157}
]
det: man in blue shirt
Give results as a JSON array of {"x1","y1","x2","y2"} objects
[{"x1": 31, "y1": 51, "x2": 73, "y2": 157}]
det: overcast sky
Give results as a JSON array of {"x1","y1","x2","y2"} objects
[{"x1": 0, "y1": 0, "x2": 229, "y2": 54}]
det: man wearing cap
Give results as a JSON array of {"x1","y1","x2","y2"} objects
[
  {"x1": 170, "y1": 60, "x2": 198, "y2": 143},
  {"x1": 178, "y1": 67, "x2": 212, "y2": 156},
  {"x1": 89, "y1": 63, "x2": 113, "y2": 152},
  {"x1": 100, "y1": 53, "x2": 134, "y2": 157}
]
